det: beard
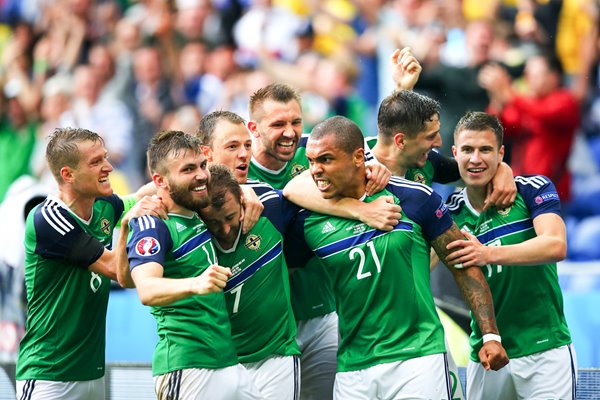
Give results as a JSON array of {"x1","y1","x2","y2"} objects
[{"x1": 169, "y1": 179, "x2": 210, "y2": 212}]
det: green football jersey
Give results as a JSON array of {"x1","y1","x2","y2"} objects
[
  {"x1": 247, "y1": 136, "x2": 310, "y2": 189},
  {"x1": 247, "y1": 135, "x2": 336, "y2": 321},
  {"x1": 286, "y1": 179, "x2": 454, "y2": 372},
  {"x1": 17, "y1": 194, "x2": 124, "y2": 381},
  {"x1": 127, "y1": 214, "x2": 238, "y2": 376},
  {"x1": 217, "y1": 190, "x2": 300, "y2": 363},
  {"x1": 447, "y1": 175, "x2": 572, "y2": 360}
]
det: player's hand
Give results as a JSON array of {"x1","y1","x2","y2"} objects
[
  {"x1": 484, "y1": 162, "x2": 517, "y2": 211},
  {"x1": 365, "y1": 161, "x2": 392, "y2": 196},
  {"x1": 192, "y1": 265, "x2": 232, "y2": 295},
  {"x1": 391, "y1": 47, "x2": 422, "y2": 91},
  {"x1": 358, "y1": 195, "x2": 402, "y2": 231},
  {"x1": 240, "y1": 185, "x2": 263, "y2": 234},
  {"x1": 478, "y1": 340, "x2": 509, "y2": 371},
  {"x1": 446, "y1": 230, "x2": 489, "y2": 267},
  {"x1": 124, "y1": 195, "x2": 168, "y2": 225}
]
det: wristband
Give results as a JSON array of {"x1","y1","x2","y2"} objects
[{"x1": 482, "y1": 333, "x2": 502, "y2": 343}]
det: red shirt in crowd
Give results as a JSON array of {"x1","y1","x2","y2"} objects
[{"x1": 493, "y1": 88, "x2": 580, "y2": 201}]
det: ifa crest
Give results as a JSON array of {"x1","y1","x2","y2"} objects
[
  {"x1": 497, "y1": 206, "x2": 512, "y2": 217},
  {"x1": 290, "y1": 163, "x2": 307, "y2": 178},
  {"x1": 135, "y1": 237, "x2": 161, "y2": 256},
  {"x1": 100, "y1": 218, "x2": 111, "y2": 235},
  {"x1": 244, "y1": 234, "x2": 261, "y2": 251},
  {"x1": 412, "y1": 172, "x2": 426, "y2": 185}
]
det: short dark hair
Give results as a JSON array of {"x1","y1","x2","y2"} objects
[
  {"x1": 197, "y1": 110, "x2": 246, "y2": 147},
  {"x1": 377, "y1": 90, "x2": 440, "y2": 142},
  {"x1": 249, "y1": 83, "x2": 302, "y2": 119},
  {"x1": 454, "y1": 111, "x2": 504, "y2": 147},
  {"x1": 310, "y1": 116, "x2": 364, "y2": 155},
  {"x1": 147, "y1": 130, "x2": 203, "y2": 175},
  {"x1": 46, "y1": 127, "x2": 104, "y2": 181},
  {"x1": 207, "y1": 163, "x2": 242, "y2": 210}
]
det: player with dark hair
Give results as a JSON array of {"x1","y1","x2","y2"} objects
[
  {"x1": 446, "y1": 112, "x2": 576, "y2": 400},
  {"x1": 199, "y1": 164, "x2": 301, "y2": 399},
  {"x1": 285, "y1": 116, "x2": 508, "y2": 399},
  {"x1": 122, "y1": 131, "x2": 263, "y2": 399}
]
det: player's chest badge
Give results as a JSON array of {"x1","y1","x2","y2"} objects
[
  {"x1": 100, "y1": 218, "x2": 111, "y2": 235},
  {"x1": 245, "y1": 234, "x2": 261, "y2": 251}
]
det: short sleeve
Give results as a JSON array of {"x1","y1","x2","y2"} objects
[
  {"x1": 516, "y1": 175, "x2": 562, "y2": 219},
  {"x1": 127, "y1": 215, "x2": 173, "y2": 270},
  {"x1": 33, "y1": 200, "x2": 105, "y2": 268}
]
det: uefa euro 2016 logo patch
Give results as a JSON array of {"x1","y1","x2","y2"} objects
[
  {"x1": 290, "y1": 163, "x2": 307, "y2": 178},
  {"x1": 135, "y1": 237, "x2": 161, "y2": 256},
  {"x1": 244, "y1": 234, "x2": 261, "y2": 251},
  {"x1": 100, "y1": 218, "x2": 111, "y2": 235}
]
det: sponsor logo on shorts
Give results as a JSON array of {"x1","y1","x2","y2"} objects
[{"x1": 135, "y1": 237, "x2": 161, "y2": 256}]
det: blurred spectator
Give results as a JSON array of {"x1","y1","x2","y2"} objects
[
  {"x1": 414, "y1": 19, "x2": 501, "y2": 156},
  {"x1": 196, "y1": 42, "x2": 237, "y2": 114},
  {"x1": 177, "y1": 40, "x2": 207, "y2": 104},
  {"x1": 0, "y1": 90, "x2": 37, "y2": 203},
  {"x1": 481, "y1": 52, "x2": 580, "y2": 201},
  {"x1": 122, "y1": 45, "x2": 176, "y2": 185},
  {"x1": 59, "y1": 64, "x2": 134, "y2": 177},
  {"x1": 233, "y1": 0, "x2": 305, "y2": 65}
]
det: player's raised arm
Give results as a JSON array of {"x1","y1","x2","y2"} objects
[{"x1": 431, "y1": 223, "x2": 509, "y2": 371}]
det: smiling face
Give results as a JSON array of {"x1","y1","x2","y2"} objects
[
  {"x1": 162, "y1": 149, "x2": 211, "y2": 212},
  {"x1": 200, "y1": 190, "x2": 242, "y2": 249},
  {"x1": 250, "y1": 99, "x2": 303, "y2": 168},
  {"x1": 306, "y1": 134, "x2": 365, "y2": 200},
  {"x1": 70, "y1": 140, "x2": 114, "y2": 198},
  {"x1": 401, "y1": 114, "x2": 442, "y2": 169},
  {"x1": 452, "y1": 128, "x2": 504, "y2": 190},
  {"x1": 207, "y1": 120, "x2": 252, "y2": 183}
]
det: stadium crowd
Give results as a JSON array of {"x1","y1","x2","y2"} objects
[{"x1": 0, "y1": 0, "x2": 599, "y2": 398}]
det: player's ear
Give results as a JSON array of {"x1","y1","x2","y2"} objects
[
  {"x1": 354, "y1": 148, "x2": 364, "y2": 166},
  {"x1": 499, "y1": 145, "x2": 505, "y2": 162},
  {"x1": 452, "y1": 145, "x2": 458, "y2": 158},
  {"x1": 201, "y1": 145, "x2": 213, "y2": 161},
  {"x1": 152, "y1": 172, "x2": 167, "y2": 189},
  {"x1": 247, "y1": 121, "x2": 259, "y2": 138},
  {"x1": 60, "y1": 166, "x2": 75, "y2": 184},
  {"x1": 393, "y1": 132, "x2": 406, "y2": 150}
]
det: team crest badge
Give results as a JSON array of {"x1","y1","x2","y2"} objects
[
  {"x1": 413, "y1": 172, "x2": 426, "y2": 184},
  {"x1": 244, "y1": 234, "x2": 261, "y2": 251},
  {"x1": 290, "y1": 163, "x2": 307, "y2": 178},
  {"x1": 497, "y1": 206, "x2": 512, "y2": 217},
  {"x1": 100, "y1": 218, "x2": 111, "y2": 235},
  {"x1": 135, "y1": 237, "x2": 161, "y2": 256}
]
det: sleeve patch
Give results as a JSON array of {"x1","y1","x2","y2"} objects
[{"x1": 135, "y1": 237, "x2": 161, "y2": 256}]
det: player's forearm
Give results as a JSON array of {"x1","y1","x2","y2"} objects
[
  {"x1": 487, "y1": 235, "x2": 566, "y2": 266},
  {"x1": 135, "y1": 276, "x2": 197, "y2": 306},
  {"x1": 432, "y1": 223, "x2": 499, "y2": 334},
  {"x1": 452, "y1": 266, "x2": 499, "y2": 335},
  {"x1": 284, "y1": 171, "x2": 346, "y2": 215},
  {"x1": 116, "y1": 225, "x2": 135, "y2": 288}
]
